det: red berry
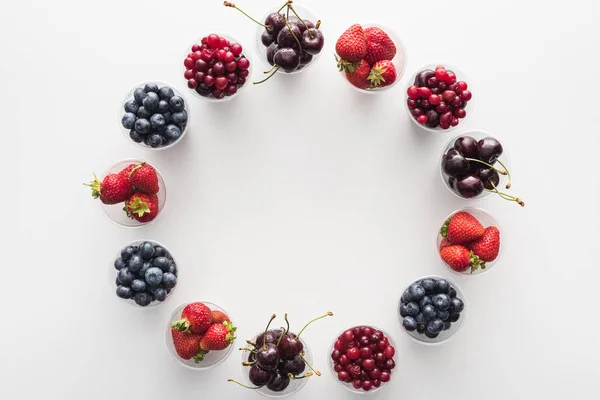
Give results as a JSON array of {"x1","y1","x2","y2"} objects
[
  {"x1": 223, "y1": 51, "x2": 234, "y2": 63},
  {"x1": 418, "y1": 86, "x2": 431, "y2": 98},
  {"x1": 347, "y1": 347, "x2": 360, "y2": 360},
  {"x1": 417, "y1": 115, "x2": 428, "y2": 124},
  {"x1": 451, "y1": 117, "x2": 459, "y2": 126},
  {"x1": 429, "y1": 94, "x2": 441, "y2": 105},
  {"x1": 384, "y1": 345, "x2": 395, "y2": 359},
  {"x1": 420, "y1": 99, "x2": 431, "y2": 110},
  {"x1": 230, "y1": 43, "x2": 243, "y2": 56},
  {"x1": 195, "y1": 59, "x2": 208, "y2": 72},
  {"x1": 217, "y1": 49, "x2": 226, "y2": 60},
  {"x1": 411, "y1": 108, "x2": 424, "y2": 118},
  {"x1": 446, "y1": 72, "x2": 456, "y2": 84},
  {"x1": 334, "y1": 339, "x2": 345, "y2": 351},
  {"x1": 204, "y1": 75, "x2": 215, "y2": 87},
  {"x1": 373, "y1": 379, "x2": 381, "y2": 388},
  {"x1": 457, "y1": 81, "x2": 468, "y2": 91},
  {"x1": 200, "y1": 49, "x2": 213, "y2": 62},
  {"x1": 334, "y1": 363, "x2": 344, "y2": 373},
  {"x1": 219, "y1": 37, "x2": 229, "y2": 48},
  {"x1": 436, "y1": 102, "x2": 449, "y2": 114},
  {"x1": 362, "y1": 359, "x2": 376, "y2": 371},
  {"x1": 184, "y1": 57, "x2": 194, "y2": 69},
  {"x1": 460, "y1": 90, "x2": 472, "y2": 101},
  {"x1": 201, "y1": 37, "x2": 208, "y2": 45},
  {"x1": 407, "y1": 98, "x2": 417, "y2": 109},
  {"x1": 427, "y1": 76, "x2": 439, "y2": 87},
  {"x1": 212, "y1": 88, "x2": 225, "y2": 99},
  {"x1": 207, "y1": 34, "x2": 220, "y2": 49},
  {"x1": 338, "y1": 371, "x2": 350, "y2": 382},
  {"x1": 195, "y1": 71, "x2": 205, "y2": 83},
  {"x1": 225, "y1": 61, "x2": 237, "y2": 72},
  {"x1": 191, "y1": 44, "x2": 200, "y2": 52},
  {"x1": 212, "y1": 61, "x2": 225, "y2": 76},
  {"x1": 238, "y1": 69, "x2": 249, "y2": 78},
  {"x1": 435, "y1": 67, "x2": 448, "y2": 82},
  {"x1": 187, "y1": 79, "x2": 197, "y2": 89},
  {"x1": 440, "y1": 111, "x2": 453, "y2": 126},
  {"x1": 369, "y1": 368, "x2": 381, "y2": 380},
  {"x1": 362, "y1": 381, "x2": 373, "y2": 391},
  {"x1": 184, "y1": 69, "x2": 195, "y2": 80},
  {"x1": 237, "y1": 77, "x2": 246, "y2": 86},
  {"x1": 342, "y1": 330, "x2": 354, "y2": 342},
  {"x1": 360, "y1": 347, "x2": 372, "y2": 359},
  {"x1": 200, "y1": 44, "x2": 209, "y2": 50},
  {"x1": 237, "y1": 57, "x2": 250, "y2": 70},
  {"x1": 352, "y1": 379, "x2": 362, "y2": 389},
  {"x1": 192, "y1": 51, "x2": 202, "y2": 60},
  {"x1": 451, "y1": 97, "x2": 462, "y2": 107},
  {"x1": 215, "y1": 76, "x2": 228, "y2": 90},
  {"x1": 407, "y1": 85, "x2": 419, "y2": 99},
  {"x1": 226, "y1": 73, "x2": 238, "y2": 83},
  {"x1": 339, "y1": 354, "x2": 349, "y2": 366},
  {"x1": 380, "y1": 371, "x2": 391, "y2": 383},
  {"x1": 442, "y1": 90, "x2": 456, "y2": 103},
  {"x1": 226, "y1": 85, "x2": 237, "y2": 96},
  {"x1": 454, "y1": 108, "x2": 467, "y2": 118}
]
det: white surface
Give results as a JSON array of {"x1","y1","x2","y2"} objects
[{"x1": 2, "y1": 0, "x2": 599, "y2": 399}]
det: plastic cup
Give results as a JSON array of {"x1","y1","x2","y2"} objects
[{"x1": 165, "y1": 301, "x2": 236, "y2": 369}]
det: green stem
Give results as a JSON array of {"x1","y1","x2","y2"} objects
[
  {"x1": 224, "y1": 1, "x2": 270, "y2": 29},
  {"x1": 288, "y1": 5, "x2": 312, "y2": 38},
  {"x1": 288, "y1": 372, "x2": 313, "y2": 380},
  {"x1": 495, "y1": 159, "x2": 512, "y2": 189},
  {"x1": 296, "y1": 312, "x2": 333, "y2": 338},
  {"x1": 253, "y1": 67, "x2": 280, "y2": 84},
  {"x1": 263, "y1": 64, "x2": 277, "y2": 74},
  {"x1": 284, "y1": 313, "x2": 290, "y2": 333},
  {"x1": 284, "y1": 17, "x2": 302, "y2": 50},
  {"x1": 276, "y1": 326, "x2": 286, "y2": 346},
  {"x1": 465, "y1": 158, "x2": 507, "y2": 175},
  {"x1": 300, "y1": 354, "x2": 321, "y2": 376},
  {"x1": 277, "y1": 0, "x2": 290, "y2": 13},
  {"x1": 486, "y1": 182, "x2": 525, "y2": 207},
  {"x1": 263, "y1": 314, "x2": 276, "y2": 349},
  {"x1": 228, "y1": 379, "x2": 261, "y2": 389}
]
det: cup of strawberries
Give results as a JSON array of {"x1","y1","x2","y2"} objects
[{"x1": 335, "y1": 23, "x2": 406, "y2": 92}]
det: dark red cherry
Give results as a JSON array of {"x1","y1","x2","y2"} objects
[
  {"x1": 455, "y1": 174, "x2": 484, "y2": 198},
  {"x1": 477, "y1": 137, "x2": 503, "y2": 164},
  {"x1": 453, "y1": 136, "x2": 479, "y2": 159},
  {"x1": 442, "y1": 149, "x2": 469, "y2": 177},
  {"x1": 477, "y1": 167, "x2": 500, "y2": 190}
]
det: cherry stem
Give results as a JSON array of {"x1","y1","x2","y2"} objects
[
  {"x1": 239, "y1": 347, "x2": 256, "y2": 352},
  {"x1": 264, "y1": 64, "x2": 278, "y2": 74},
  {"x1": 288, "y1": 5, "x2": 313, "y2": 38},
  {"x1": 465, "y1": 158, "x2": 507, "y2": 175},
  {"x1": 487, "y1": 182, "x2": 525, "y2": 207},
  {"x1": 288, "y1": 372, "x2": 313, "y2": 380},
  {"x1": 296, "y1": 312, "x2": 333, "y2": 338},
  {"x1": 263, "y1": 314, "x2": 276, "y2": 349},
  {"x1": 495, "y1": 159, "x2": 512, "y2": 189},
  {"x1": 228, "y1": 379, "x2": 260, "y2": 389},
  {"x1": 276, "y1": 326, "x2": 286, "y2": 346},
  {"x1": 242, "y1": 361, "x2": 256, "y2": 366},
  {"x1": 277, "y1": 1, "x2": 289, "y2": 13},
  {"x1": 246, "y1": 340, "x2": 256, "y2": 347},
  {"x1": 315, "y1": 20, "x2": 321, "y2": 29},
  {"x1": 284, "y1": 313, "x2": 290, "y2": 333},
  {"x1": 224, "y1": 1, "x2": 270, "y2": 29},
  {"x1": 284, "y1": 17, "x2": 302, "y2": 50},
  {"x1": 253, "y1": 67, "x2": 280, "y2": 84},
  {"x1": 300, "y1": 354, "x2": 321, "y2": 376}
]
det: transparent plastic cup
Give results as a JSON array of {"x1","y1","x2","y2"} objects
[
  {"x1": 119, "y1": 80, "x2": 189, "y2": 150},
  {"x1": 165, "y1": 301, "x2": 236, "y2": 369},
  {"x1": 337, "y1": 23, "x2": 407, "y2": 94},
  {"x1": 397, "y1": 275, "x2": 467, "y2": 345},
  {"x1": 111, "y1": 239, "x2": 179, "y2": 308},
  {"x1": 93, "y1": 158, "x2": 166, "y2": 228},
  {"x1": 436, "y1": 207, "x2": 504, "y2": 275},
  {"x1": 238, "y1": 331, "x2": 313, "y2": 398},
  {"x1": 255, "y1": 2, "x2": 323, "y2": 75},
  {"x1": 182, "y1": 33, "x2": 252, "y2": 102},
  {"x1": 405, "y1": 62, "x2": 472, "y2": 133},
  {"x1": 328, "y1": 325, "x2": 397, "y2": 394},
  {"x1": 439, "y1": 129, "x2": 511, "y2": 201}
]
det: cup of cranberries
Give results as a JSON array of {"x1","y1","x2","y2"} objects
[
  {"x1": 225, "y1": 1, "x2": 324, "y2": 84},
  {"x1": 330, "y1": 325, "x2": 396, "y2": 393},
  {"x1": 183, "y1": 33, "x2": 251, "y2": 101},
  {"x1": 438, "y1": 208, "x2": 502, "y2": 275},
  {"x1": 440, "y1": 130, "x2": 525, "y2": 206},
  {"x1": 85, "y1": 159, "x2": 166, "y2": 228},
  {"x1": 399, "y1": 276, "x2": 467, "y2": 344},
  {"x1": 229, "y1": 312, "x2": 332, "y2": 397},
  {"x1": 406, "y1": 63, "x2": 471, "y2": 131},
  {"x1": 335, "y1": 23, "x2": 406, "y2": 92}
]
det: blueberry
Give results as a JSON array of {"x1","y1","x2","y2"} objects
[
  {"x1": 422, "y1": 304, "x2": 437, "y2": 321},
  {"x1": 443, "y1": 321, "x2": 452, "y2": 330},
  {"x1": 401, "y1": 289, "x2": 410, "y2": 303},
  {"x1": 427, "y1": 319, "x2": 444, "y2": 335},
  {"x1": 145, "y1": 133, "x2": 164, "y2": 148},
  {"x1": 449, "y1": 313, "x2": 460, "y2": 322},
  {"x1": 399, "y1": 303, "x2": 408, "y2": 317},
  {"x1": 134, "y1": 292, "x2": 152, "y2": 307},
  {"x1": 114, "y1": 257, "x2": 126, "y2": 270},
  {"x1": 158, "y1": 86, "x2": 175, "y2": 100},
  {"x1": 130, "y1": 130, "x2": 144, "y2": 143},
  {"x1": 121, "y1": 246, "x2": 136, "y2": 261},
  {"x1": 450, "y1": 298, "x2": 464, "y2": 313},
  {"x1": 134, "y1": 118, "x2": 151, "y2": 134},
  {"x1": 168, "y1": 263, "x2": 177, "y2": 275},
  {"x1": 131, "y1": 279, "x2": 146, "y2": 292},
  {"x1": 419, "y1": 296, "x2": 432, "y2": 309},
  {"x1": 145, "y1": 267, "x2": 163, "y2": 287},
  {"x1": 433, "y1": 294, "x2": 451, "y2": 311},
  {"x1": 152, "y1": 256, "x2": 171, "y2": 272},
  {"x1": 169, "y1": 95, "x2": 185, "y2": 112},
  {"x1": 116, "y1": 286, "x2": 133, "y2": 299},
  {"x1": 139, "y1": 242, "x2": 155, "y2": 260},
  {"x1": 416, "y1": 324, "x2": 426, "y2": 334},
  {"x1": 172, "y1": 110, "x2": 187, "y2": 125},
  {"x1": 118, "y1": 268, "x2": 135, "y2": 286},
  {"x1": 402, "y1": 316, "x2": 417, "y2": 331},
  {"x1": 150, "y1": 113, "x2": 166, "y2": 131},
  {"x1": 163, "y1": 111, "x2": 172, "y2": 123},
  {"x1": 157, "y1": 100, "x2": 169, "y2": 114},
  {"x1": 154, "y1": 287, "x2": 167, "y2": 301},
  {"x1": 124, "y1": 100, "x2": 139, "y2": 114},
  {"x1": 139, "y1": 262, "x2": 151, "y2": 278},
  {"x1": 128, "y1": 254, "x2": 143, "y2": 273},
  {"x1": 143, "y1": 92, "x2": 160, "y2": 112},
  {"x1": 437, "y1": 310, "x2": 450, "y2": 321},
  {"x1": 162, "y1": 272, "x2": 177, "y2": 289},
  {"x1": 408, "y1": 284, "x2": 426, "y2": 301},
  {"x1": 406, "y1": 302, "x2": 420, "y2": 317},
  {"x1": 133, "y1": 88, "x2": 146, "y2": 103},
  {"x1": 137, "y1": 106, "x2": 152, "y2": 119},
  {"x1": 144, "y1": 83, "x2": 159, "y2": 93},
  {"x1": 116, "y1": 276, "x2": 121, "y2": 285},
  {"x1": 425, "y1": 330, "x2": 439, "y2": 339},
  {"x1": 421, "y1": 278, "x2": 436, "y2": 294},
  {"x1": 163, "y1": 124, "x2": 181, "y2": 142},
  {"x1": 154, "y1": 246, "x2": 167, "y2": 257},
  {"x1": 448, "y1": 287, "x2": 457, "y2": 298},
  {"x1": 415, "y1": 313, "x2": 425, "y2": 324},
  {"x1": 435, "y1": 279, "x2": 450, "y2": 293}
]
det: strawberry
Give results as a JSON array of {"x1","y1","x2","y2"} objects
[
  {"x1": 469, "y1": 226, "x2": 500, "y2": 262},
  {"x1": 335, "y1": 24, "x2": 368, "y2": 62},
  {"x1": 439, "y1": 237, "x2": 451, "y2": 251},
  {"x1": 337, "y1": 57, "x2": 371, "y2": 89},
  {"x1": 124, "y1": 192, "x2": 159, "y2": 223},
  {"x1": 441, "y1": 212, "x2": 485, "y2": 245},
  {"x1": 364, "y1": 27, "x2": 396, "y2": 66},
  {"x1": 211, "y1": 310, "x2": 230, "y2": 325},
  {"x1": 171, "y1": 329, "x2": 203, "y2": 360},
  {"x1": 85, "y1": 173, "x2": 133, "y2": 205},
  {"x1": 172, "y1": 302, "x2": 213, "y2": 335},
  {"x1": 199, "y1": 321, "x2": 237, "y2": 352},
  {"x1": 128, "y1": 162, "x2": 159, "y2": 194},
  {"x1": 440, "y1": 244, "x2": 484, "y2": 273},
  {"x1": 367, "y1": 60, "x2": 397, "y2": 88},
  {"x1": 118, "y1": 164, "x2": 136, "y2": 179}
]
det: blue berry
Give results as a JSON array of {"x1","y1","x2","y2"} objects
[
  {"x1": 134, "y1": 292, "x2": 152, "y2": 307},
  {"x1": 422, "y1": 304, "x2": 437, "y2": 321},
  {"x1": 420, "y1": 278, "x2": 436, "y2": 294},
  {"x1": 128, "y1": 254, "x2": 143, "y2": 273},
  {"x1": 139, "y1": 262, "x2": 151, "y2": 278},
  {"x1": 435, "y1": 279, "x2": 451, "y2": 293},
  {"x1": 169, "y1": 95, "x2": 185, "y2": 112},
  {"x1": 137, "y1": 106, "x2": 152, "y2": 119},
  {"x1": 121, "y1": 246, "x2": 136, "y2": 261},
  {"x1": 437, "y1": 310, "x2": 450, "y2": 321},
  {"x1": 433, "y1": 294, "x2": 451, "y2": 311},
  {"x1": 153, "y1": 256, "x2": 171, "y2": 272},
  {"x1": 418, "y1": 296, "x2": 432, "y2": 309},
  {"x1": 450, "y1": 298, "x2": 464, "y2": 313},
  {"x1": 399, "y1": 303, "x2": 408, "y2": 317},
  {"x1": 124, "y1": 100, "x2": 139, "y2": 114},
  {"x1": 150, "y1": 113, "x2": 166, "y2": 131},
  {"x1": 405, "y1": 302, "x2": 420, "y2": 316},
  {"x1": 116, "y1": 286, "x2": 133, "y2": 299},
  {"x1": 114, "y1": 257, "x2": 126, "y2": 270},
  {"x1": 400, "y1": 289, "x2": 410, "y2": 303},
  {"x1": 172, "y1": 110, "x2": 187, "y2": 125},
  {"x1": 402, "y1": 316, "x2": 417, "y2": 331},
  {"x1": 154, "y1": 288, "x2": 167, "y2": 301},
  {"x1": 157, "y1": 100, "x2": 169, "y2": 114},
  {"x1": 164, "y1": 124, "x2": 181, "y2": 141},
  {"x1": 154, "y1": 246, "x2": 167, "y2": 257},
  {"x1": 448, "y1": 287, "x2": 457, "y2": 298},
  {"x1": 130, "y1": 130, "x2": 144, "y2": 143},
  {"x1": 134, "y1": 118, "x2": 151, "y2": 134},
  {"x1": 133, "y1": 88, "x2": 146, "y2": 103},
  {"x1": 449, "y1": 313, "x2": 460, "y2": 322},
  {"x1": 426, "y1": 319, "x2": 444, "y2": 335},
  {"x1": 425, "y1": 330, "x2": 439, "y2": 339},
  {"x1": 443, "y1": 321, "x2": 452, "y2": 330},
  {"x1": 139, "y1": 242, "x2": 155, "y2": 260},
  {"x1": 118, "y1": 268, "x2": 135, "y2": 286},
  {"x1": 131, "y1": 279, "x2": 147, "y2": 292},
  {"x1": 144, "y1": 83, "x2": 159, "y2": 93},
  {"x1": 145, "y1": 133, "x2": 164, "y2": 148},
  {"x1": 162, "y1": 272, "x2": 177, "y2": 289},
  {"x1": 168, "y1": 263, "x2": 177, "y2": 275},
  {"x1": 142, "y1": 92, "x2": 160, "y2": 112},
  {"x1": 145, "y1": 267, "x2": 163, "y2": 287},
  {"x1": 158, "y1": 86, "x2": 175, "y2": 100},
  {"x1": 163, "y1": 111, "x2": 172, "y2": 123},
  {"x1": 415, "y1": 313, "x2": 425, "y2": 324},
  {"x1": 408, "y1": 283, "x2": 426, "y2": 301}
]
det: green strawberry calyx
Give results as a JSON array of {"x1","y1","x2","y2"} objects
[
  {"x1": 367, "y1": 63, "x2": 388, "y2": 87},
  {"x1": 335, "y1": 54, "x2": 358, "y2": 74},
  {"x1": 126, "y1": 197, "x2": 151, "y2": 218},
  {"x1": 171, "y1": 318, "x2": 191, "y2": 333},
  {"x1": 84, "y1": 174, "x2": 102, "y2": 199},
  {"x1": 469, "y1": 251, "x2": 486, "y2": 273},
  {"x1": 440, "y1": 218, "x2": 451, "y2": 237},
  {"x1": 193, "y1": 349, "x2": 209, "y2": 363},
  {"x1": 224, "y1": 321, "x2": 237, "y2": 344}
]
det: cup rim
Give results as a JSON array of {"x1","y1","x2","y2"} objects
[
  {"x1": 397, "y1": 275, "x2": 468, "y2": 345},
  {"x1": 404, "y1": 61, "x2": 472, "y2": 133}
]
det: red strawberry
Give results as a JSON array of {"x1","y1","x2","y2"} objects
[
  {"x1": 440, "y1": 245, "x2": 484, "y2": 273},
  {"x1": 171, "y1": 329, "x2": 203, "y2": 360},
  {"x1": 124, "y1": 192, "x2": 159, "y2": 223},
  {"x1": 211, "y1": 310, "x2": 230, "y2": 325},
  {"x1": 172, "y1": 302, "x2": 213, "y2": 335},
  {"x1": 439, "y1": 238, "x2": 451, "y2": 251},
  {"x1": 337, "y1": 58, "x2": 371, "y2": 89},
  {"x1": 199, "y1": 321, "x2": 237, "y2": 351},
  {"x1": 85, "y1": 173, "x2": 133, "y2": 205},
  {"x1": 335, "y1": 24, "x2": 368, "y2": 62},
  {"x1": 441, "y1": 212, "x2": 485, "y2": 245},
  {"x1": 367, "y1": 60, "x2": 397, "y2": 88},
  {"x1": 118, "y1": 164, "x2": 136, "y2": 179},
  {"x1": 128, "y1": 162, "x2": 159, "y2": 194},
  {"x1": 364, "y1": 27, "x2": 396, "y2": 66},
  {"x1": 469, "y1": 226, "x2": 500, "y2": 262}
]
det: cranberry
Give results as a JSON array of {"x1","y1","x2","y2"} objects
[
  {"x1": 207, "y1": 68, "x2": 213, "y2": 76},
  {"x1": 457, "y1": 81, "x2": 468, "y2": 91},
  {"x1": 417, "y1": 115, "x2": 428, "y2": 125},
  {"x1": 411, "y1": 108, "x2": 424, "y2": 118},
  {"x1": 191, "y1": 44, "x2": 200, "y2": 52},
  {"x1": 384, "y1": 345, "x2": 395, "y2": 359},
  {"x1": 407, "y1": 98, "x2": 417, "y2": 109},
  {"x1": 237, "y1": 77, "x2": 246, "y2": 86},
  {"x1": 418, "y1": 86, "x2": 432, "y2": 98},
  {"x1": 376, "y1": 340, "x2": 387, "y2": 351},
  {"x1": 435, "y1": 67, "x2": 448, "y2": 82},
  {"x1": 200, "y1": 44, "x2": 209, "y2": 50},
  {"x1": 334, "y1": 363, "x2": 344, "y2": 373},
  {"x1": 195, "y1": 59, "x2": 208, "y2": 72},
  {"x1": 436, "y1": 102, "x2": 449, "y2": 113},
  {"x1": 200, "y1": 49, "x2": 213, "y2": 62},
  {"x1": 359, "y1": 336, "x2": 370, "y2": 346},
  {"x1": 239, "y1": 69, "x2": 249, "y2": 78},
  {"x1": 451, "y1": 97, "x2": 462, "y2": 107},
  {"x1": 212, "y1": 88, "x2": 225, "y2": 99},
  {"x1": 373, "y1": 331, "x2": 383, "y2": 341},
  {"x1": 373, "y1": 379, "x2": 381, "y2": 388},
  {"x1": 369, "y1": 368, "x2": 381, "y2": 379},
  {"x1": 216, "y1": 49, "x2": 226, "y2": 60},
  {"x1": 362, "y1": 380, "x2": 373, "y2": 391},
  {"x1": 331, "y1": 350, "x2": 341, "y2": 361},
  {"x1": 194, "y1": 72, "x2": 205, "y2": 82},
  {"x1": 334, "y1": 340, "x2": 345, "y2": 351},
  {"x1": 362, "y1": 327, "x2": 374, "y2": 336},
  {"x1": 224, "y1": 51, "x2": 235, "y2": 63},
  {"x1": 226, "y1": 85, "x2": 237, "y2": 96},
  {"x1": 219, "y1": 37, "x2": 229, "y2": 48},
  {"x1": 342, "y1": 330, "x2": 354, "y2": 342},
  {"x1": 431, "y1": 87, "x2": 441, "y2": 95},
  {"x1": 427, "y1": 76, "x2": 439, "y2": 87},
  {"x1": 230, "y1": 43, "x2": 243, "y2": 56},
  {"x1": 348, "y1": 364, "x2": 361, "y2": 378},
  {"x1": 454, "y1": 108, "x2": 467, "y2": 119},
  {"x1": 339, "y1": 354, "x2": 349, "y2": 366},
  {"x1": 360, "y1": 347, "x2": 372, "y2": 359},
  {"x1": 237, "y1": 57, "x2": 250, "y2": 70},
  {"x1": 460, "y1": 90, "x2": 472, "y2": 101},
  {"x1": 225, "y1": 61, "x2": 237, "y2": 72},
  {"x1": 201, "y1": 36, "x2": 208, "y2": 45},
  {"x1": 374, "y1": 352, "x2": 385, "y2": 364},
  {"x1": 380, "y1": 371, "x2": 391, "y2": 383},
  {"x1": 440, "y1": 111, "x2": 453, "y2": 126},
  {"x1": 352, "y1": 379, "x2": 362, "y2": 390},
  {"x1": 347, "y1": 347, "x2": 360, "y2": 360},
  {"x1": 184, "y1": 57, "x2": 194, "y2": 69},
  {"x1": 451, "y1": 117, "x2": 459, "y2": 126},
  {"x1": 207, "y1": 34, "x2": 220, "y2": 49},
  {"x1": 359, "y1": 370, "x2": 369, "y2": 380},
  {"x1": 429, "y1": 94, "x2": 441, "y2": 105},
  {"x1": 448, "y1": 83, "x2": 460, "y2": 93},
  {"x1": 442, "y1": 90, "x2": 456, "y2": 103},
  {"x1": 362, "y1": 359, "x2": 375, "y2": 371},
  {"x1": 184, "y1": 69, "x2": 195, "y2": 80},
  {"x1": 439, "y1": 82, "x2": 448, "y2": 91},
  {"x1": 204, "y1": 75, "x2": 215, "y2": 87},
  {"x1": 187, "y1": 78, "x2": 197, "y2": 89},
  {"x1": 227, "y1": 73, "x2": 238, "y2": 83},
  {"x1": 338, "y1": 371, "x2": 350, "y2": 382},
  {"x1": 446, "y1": 72, "x2": 456, "y2": 84},
  {"x1": 222, "y1": 46, "x2": 230, "y2": 52},
  {"x1": 385, "y1": 359, "x2": 396, "y2": 370},
  {"x1": 420, "y1": 99, "x2": 431, "y2": 109},
  {"x1": 407, "y1": 85, "x2": 420, "y2": 99}
]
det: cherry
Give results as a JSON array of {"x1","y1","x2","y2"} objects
[
  {"x1": 442, "y1": 149, "x2": 469, "y2": 177},
  {"x1": 277, "y1": 24, "x2": 302, "y2": 48},
  {"x1": 454, "y1": 136, "x2": 479, "y2": 158},
  {"x1": 273, "y1": 48, "x2": 300, "y2": 73},
  {"x1": 477, "y1": 167, "x2": 500, "y2": 190},
  {"x1": 278, "y1": 333, "x2": 303, "y2": 360},
  {"x1": 407, "y1": 85, "x2": 420, "y2": 99},
  {"x1": 280, "y1": 354, "x2": 305, "y2": 376},
  {"x1": 230, "y1": 43, "x2": 243, "y2": 56},
  {"x1": 455, "y1": 174, "x2": 484, "y2": 198},
  {"x1": 207, "y1": 34, "x2": 220, "y2": 48},
  {"x1": 477, "y1": 137, "x2": 503, "y2": 163},
  {"x1": 301, "y1": 28, "x2": 325, "y2": 55},
  {"x1": 264, "y1": 12, "x2": 286, "y2": 33},
  {"x1": 266, "y1": 370, "x2": 290, "y2": 392},
  {"x1": 184, "y1": 57, "x2": 194, "y2": 69},
  {"x1": 248, "y1": 364, "x2": 273, "y2": 386},
  {"x1": 347, "y1": 347, "x2": 360, "y2": 360},
  {"x1": 255, "y1": 329, "x2": 282, "y2": 348},
  {"x1": 256, "y1": 343, "x2": 280, "y2": 370}
]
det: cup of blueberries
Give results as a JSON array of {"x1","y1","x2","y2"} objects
[{"x1": 120, "y1": 81, "x2": 189, "y2": 150}]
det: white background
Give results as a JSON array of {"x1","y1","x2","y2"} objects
[{"x1": 2, "y1": 0, "x2": 599, "y2": 399}]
